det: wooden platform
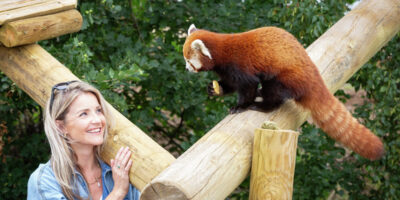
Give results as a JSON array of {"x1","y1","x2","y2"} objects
[
  {"x1": 0, "y1": 0, "x2": 77, "y2": 25},
  {"x1": 0, "y1": 0, "x2": 80, "y2": 47}
]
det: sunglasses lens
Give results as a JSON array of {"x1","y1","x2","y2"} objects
[
  {"x1": 55, "y1": 84, "x2": 69, "y2": 90},
  {"x1": 49, "y1": 81, "x2": 78, "y2": 113}
]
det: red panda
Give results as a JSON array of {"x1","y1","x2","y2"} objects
[{"x1": 183, "y1": 24, "x2": 384, "y2": 161}]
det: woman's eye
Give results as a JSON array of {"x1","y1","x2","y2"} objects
[
  {"x1": 97, "y1": 108, "x2": 103, "y2": 113},
  {"x1": 79, "y1": 112, "x2": 87, "y2": 117}
]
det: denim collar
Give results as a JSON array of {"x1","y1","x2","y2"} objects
[
  {"x1": 71, "y1": 157, "x2": 113, "y2": 198},
  {"x1": 98, "y1": 158, "x2": 112, "y2": 174},
  {"x1": 98, "y1": 158, "x2": 113, "y2": 197}
]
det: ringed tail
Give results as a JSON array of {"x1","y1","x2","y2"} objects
[{"x1": 300, "y1": 84, "x2": 384, "y2": 160}]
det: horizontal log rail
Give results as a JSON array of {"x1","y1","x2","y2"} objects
[
  {"x1": 0, "y1": 9, "x2": 82, "y2": 47},
  {"x1": 0, "y1": 0, "x2": 77, "y2": 25}
]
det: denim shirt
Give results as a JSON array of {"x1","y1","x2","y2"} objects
[{"x1": 27, "y1": 159, "x2": 140, "y2": 200}]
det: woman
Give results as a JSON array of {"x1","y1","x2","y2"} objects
[{"x1": 28, "y1": 81, "x2": 140, "y2": 199}]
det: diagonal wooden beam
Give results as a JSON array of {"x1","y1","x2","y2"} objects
[
  {"x1": 0, "y1": 44, "x2": 176, "y2": 191},
  {"x1": 140, "y1": 0, "x2": 400, "y2": 199}
]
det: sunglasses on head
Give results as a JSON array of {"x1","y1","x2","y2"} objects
[{"x1": 49, "y1": 80, "x2": 78, "y2": 114}]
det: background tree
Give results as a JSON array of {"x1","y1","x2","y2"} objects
[{"x1": 0, "y1": 0, "x2": 399, "y2": 199}]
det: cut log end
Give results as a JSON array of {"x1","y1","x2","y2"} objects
[{"x1": 141, "y1": 182, "x2": 189, "y2": 200}]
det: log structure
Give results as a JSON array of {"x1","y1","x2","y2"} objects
[
  {"x1": 0, "y1": 44, "x2": 176, "y2": 190},
  {"x1": 0, "y1": 0, "x2": 81, "y2": 47},
  {"x1": 1, "y1": 0, "x2": 400, "y2": 198},
  {"x1": 249, "y1": 125, "x2": 299, "y2": 200},
  {"x1": 140, "y1": 0, "x2": 400, "y2": 199},
  {"x1": 0, "y1": 0, "x2": 76, "y2": 25},
  {"x1": 0, "y1": 9, "x2": 82, "y2": 47}
]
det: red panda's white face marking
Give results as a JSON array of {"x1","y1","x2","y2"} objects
[
  {"x1": 184, "y1": 57, "x2": 199, "y2": 73},
  {"x1": 184, "y1": 51, "x2": 203, "y2": 73},
  {"x1": 184, "y1": 39, "x2": 212, "y2": 73}
]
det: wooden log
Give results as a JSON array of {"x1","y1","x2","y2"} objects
[
  {"x1": 249, "y1": 125, "x2": 299, "y2": 200},
  {"x1": 0, "y1": 9, "x2": 82, "y2": 47},
  {"x1": 0, "y1": 44, "x2": 176, "y2": 190},
  {"x1": 140, "y1": 0, "x2": 400, "y2": 199},
  {"x1": 0, "y1": 0, "x2": 77, "y2": 25},
  {"x1": 0, "y1": 0, "x2": 54, "y2": 12}
]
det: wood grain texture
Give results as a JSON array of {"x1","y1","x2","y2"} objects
[
  {"x1": 0, "y1": 0, "x2": 77, "y2": 25},
  {"x1": 0, "y1": 9, "x2": 82, "y2": 47},
  {"x1": 140, "y1": 0, "x2": 400, "y2": 199},
  {"x1": 0, "y1": 44, "x2": 176, "y2": 190},
  {"x1": 0, "y1": 0, "x2": 53, "y2": 12},
  {"x1": 249, "y1": 129, "x2": 299, "y2": 200}
]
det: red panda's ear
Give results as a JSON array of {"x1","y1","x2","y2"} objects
[
  {"x1": 188, "y1": 24, "x2": 197, "y2": 36},
  {"x1": 191, "y1": 39, "x2": 212, "y2": 59}
]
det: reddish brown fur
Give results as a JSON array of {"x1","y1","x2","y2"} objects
[{"x1": 183, "y1": 27, "x2": 384, "y2": 160}]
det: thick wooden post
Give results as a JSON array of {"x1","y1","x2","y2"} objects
[
  {"x1": 249, "y1": 123, "x2": 299, "y2": 200},
  {"x1": 0, "y1": 44, "x2": 176, "y2": 190},
  {"x1": 140, "y1": 0, "x2": 400, "y2": 199},
  {"x1": 0, "y1": 9, "x2": 83, "y2": 47}
]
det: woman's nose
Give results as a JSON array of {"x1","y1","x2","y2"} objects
[{"x1": 90, "y1": 112, "x2": 101, "y2": 123}]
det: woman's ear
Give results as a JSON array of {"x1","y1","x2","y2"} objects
[{"x1": 55, "y1": 120, "x2": 67, "y2": 135}]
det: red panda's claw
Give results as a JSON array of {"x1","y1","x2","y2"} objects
[
  {"x1": 229, "y1": 106, "x2": 246, "y2": 114},
  {"x1": 207, "y1": 82, "x2": 217, "y2": 96}
]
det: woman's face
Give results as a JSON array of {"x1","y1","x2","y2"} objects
[{"x1": 59, "y1": 92, "x2": 106, "y2": 149}]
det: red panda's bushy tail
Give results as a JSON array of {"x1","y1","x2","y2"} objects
[{"x1": 299, "y1": 84, "x2": 384, "y2": 161}]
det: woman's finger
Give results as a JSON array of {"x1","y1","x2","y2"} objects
[
  {"x1": 124, "y1": 160, "x2": 133, "y2": 171},
  {"x1": 120, "y1": 146, "x2": 128, "y2": 157},
  {"x1": 120, "y1": 147, "x2": 129, "y2": 158},
  {"x1": 110, "y1": 159, "x2": 115, "y2": 167},
  {"x1": 116, "y1": 147, "x2": 126, "y2": 167},
  {"x1": 114, "y1": 147, "x2": 124, "y2": 164},
  {"x1": 121, "y1": 149, "x2": 132, "y2": 167}
]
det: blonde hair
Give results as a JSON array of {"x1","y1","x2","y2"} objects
[{"x1": 43, "y1": 81, "x2": 113, "y2": 200}]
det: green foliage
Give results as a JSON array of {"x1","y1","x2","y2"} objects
[
  {"x1": 349, "y1": 35, "x2": 400, "y2": 199},
  {"x1": 0, "y1": 75, "x2": 49, "y2": 198},
  {"x1": 0, "y1": 0, "x2": 399, "y2": 199}
]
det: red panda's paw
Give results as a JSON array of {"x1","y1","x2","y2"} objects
[{"x1": 229, "y1": 106, "x2": 248, "y2": 114}]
